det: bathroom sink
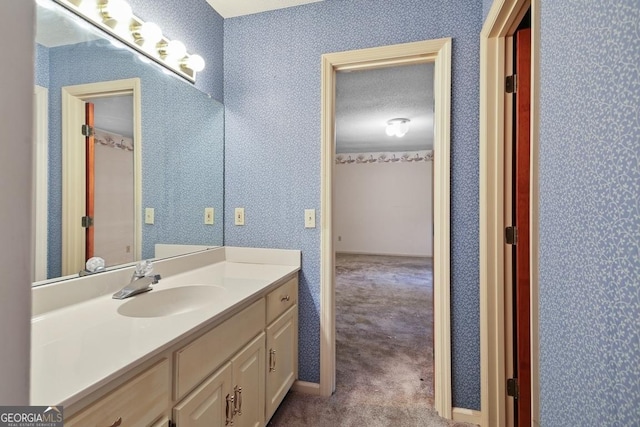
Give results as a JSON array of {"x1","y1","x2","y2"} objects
[{"x1": 117, "y1": 285, "x2": 226, "y2": 318}]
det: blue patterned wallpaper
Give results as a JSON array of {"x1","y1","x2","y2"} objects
[
  {"x1": 224, "y1": 0, "x2": 483, "y2": 410},
  {"x1": 34, "y1": 44, "x2": 49, "y2": 88},
  {"x1": 128, "y1": 0, "x2": 224, "y2": 102},
  {"x1": 482, "y1": 0, "x2": 493, "y2": 22},
  {"x1": 45, "y1": 39, "x2": 224, "y2": 278},
  {"x1": 539, "y1": 0, "x2": 640, "y2": 424}
]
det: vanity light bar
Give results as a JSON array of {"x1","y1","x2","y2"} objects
[{"x1": 52, "y1": 0, "x2": 205, "y2": 83}]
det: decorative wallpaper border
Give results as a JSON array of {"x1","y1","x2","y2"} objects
[
  {"x1": 94, "y1": 128, "x2": 134, "y2": 152},
  {"x1": 335, "y1": 150, "x2": 433, "y2": 164}
]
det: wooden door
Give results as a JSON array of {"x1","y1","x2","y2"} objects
[
  {"x1": 173, "y1": 362, "x2": 233, "y2": 427},
  {"x1": 85, "y1": 101, "x2": 95, "y2": 260},
  {"x1": 231, "y1": 333, "x2": 265, "y2": 427},
  {"x1": 513, "y1": 26, "x2": 532, "y2": 427}
]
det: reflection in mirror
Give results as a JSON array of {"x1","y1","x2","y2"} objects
[{"x1": 34, "y1": 0, "x2": 224, "y2": 284}]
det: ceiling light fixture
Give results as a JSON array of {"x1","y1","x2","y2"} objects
[
  {"x1": 385, "y1": 118, "x2": 411, "y2": 138},
  {"x1": 51, "y1": 0, "x2": 205, "y2": 82}
]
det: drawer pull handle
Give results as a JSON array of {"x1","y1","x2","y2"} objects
[
  {"x1": 234, "y1": 385, "x2": 243, "y2": 415},
  {"x1": 281, "y1": 295, "x2": 290, "y2": 302},
  {"x1": 225, "y1": 394, "x2": 234, "y2": 425},
  {"x1": 269, "y1": 349, "x2": 277, "y2": 372},
  {"x1": 109, "y1": 418, "x2": 122, "y2": 427}
]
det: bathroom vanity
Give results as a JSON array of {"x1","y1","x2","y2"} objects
[{"x1": 31, "y1": 247, "x2": 300, "y2": 427}]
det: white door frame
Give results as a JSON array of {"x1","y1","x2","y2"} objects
[
  {"x1": 319, "y1": 38, "x2": 453, "y2": 418},
  {"x1": 61, "y1": 78, "x2": 142, "y2": 276},
  {"x1": 479, "y1": 1, "x2": 540, "y2": 426},
  {"x1": 33, "y1": 85, "x2": 49, "y2": 282}
]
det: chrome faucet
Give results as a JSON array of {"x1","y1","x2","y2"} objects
[{"x1": 112, "y1": 261, "x2": 161, "y2": 300}]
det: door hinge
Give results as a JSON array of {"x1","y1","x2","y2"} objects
[
  {"x1": 507, "y1": 377, "x2": 519, "y2": 399},
  {"x1": 506, "y1": 74, "x2": 517, "y2": 93},
  {"x1": 505, "y1": 226, "x2": 518, "y2": 245},
  {"x1": 81, "y1": 124, "x2": 94, "y2": 137},
  {"x1": 81, "y1": 216, "x2": 94, "y2": 228}
]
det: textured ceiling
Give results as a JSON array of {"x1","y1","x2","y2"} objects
[
  {"x1": 335, "y1": 63, "x2": 435, "y2": 154},
  {"x1": 206, "y1": 0, "x2": 324, "y2": 18}
]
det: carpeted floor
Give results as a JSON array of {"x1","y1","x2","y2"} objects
[{"x1": 268, "y1": 253, "x2": 476, "y2": 427}]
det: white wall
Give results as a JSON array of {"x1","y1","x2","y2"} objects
[
  {"x1": 0, "y1": 0, "x2": 34, "y2": 404},
  {"x1": 334, "y1": 160, "x2": 433, "y2": 257},
  {"x1": 94, "y1": 142, "x2": 135, "y2": 266}
]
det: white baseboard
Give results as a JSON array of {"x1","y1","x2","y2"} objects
[
  {"x1": 335, "y1": 251, "x2": 433, "y2": 258},
  {"x1": 291, "y1": 380, "x2": 320, "y2": 395},
  {"x1": 452, "y1": 407, "x2": 482, "y2": 425}
]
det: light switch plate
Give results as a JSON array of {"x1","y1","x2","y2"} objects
[
  {"x1": 204, "y1": 207, "x2": 214, "y2": 225},
  {"x1": 235, "y1": 208, "x2": 245, "y2": 226},
  {"x1": 305, "y1": 209, "x2": 316, "y2": 228},
  {"x1": 145, "y1": 208, "x2": 154, "y2": 224}
]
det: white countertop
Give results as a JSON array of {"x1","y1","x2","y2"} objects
[{"x1": 30, "y1": 247, "x2": 300, "y2": 407}]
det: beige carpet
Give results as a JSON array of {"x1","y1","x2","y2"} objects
[{"x1": 268, "y1": 253, "x2": 475, "y2": 427}]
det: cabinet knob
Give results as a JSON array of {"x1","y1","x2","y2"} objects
[
  {"x1": 281, "y1": 295, "x2": 290, "y2": 302},
  {"x1": 108, "y1": 418, "x2": 122, "y2": 427}
]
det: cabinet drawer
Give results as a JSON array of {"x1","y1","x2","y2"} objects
[
  {"x1": 65, "y1": 358, "x2": 170, "y2": 427},
  {"x1": 266, "y1": 276, "x2": 298, "y2": 324},
  {"x1": 175, "y1": 299, "x2": 265, "y2": 400}
]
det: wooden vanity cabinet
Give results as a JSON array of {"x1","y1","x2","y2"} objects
[{"x1": 63, "y1": 274, "x2": 298, "y2": 427}]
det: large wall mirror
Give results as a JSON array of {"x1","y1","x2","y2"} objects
[{"x1": 34, "y1": 0, "x2": 224, "y2": 284}]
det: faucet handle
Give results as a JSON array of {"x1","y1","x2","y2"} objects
[{"x1": 134, "y1": 260, "x2": 154, "y2": 277}]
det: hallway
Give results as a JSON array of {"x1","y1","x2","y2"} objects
[{"x1": 269, "y1": 254, "x2": 473, "y2": 426}]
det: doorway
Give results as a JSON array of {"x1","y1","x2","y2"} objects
[
  {"x1": 333, "y1": 61, "x2": 436, "y2": 409},
  {"x1": 61, "y1": 78, "x2": 142, "y2": 276},
  {"x1": 91, "y1": 95, "x2": 136, "y2": 266},
  {"x1": 320, "y1": 38, "x2": 452, "y2": 418}
]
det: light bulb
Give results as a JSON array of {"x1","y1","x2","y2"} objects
[
  {"x1": 103, "y1": 0, "x2": 132, "y2": 22},
  {"x1": 186, "y1": 54, "x2": 205, "y2": 72},
  {"x1": 166, "y1": 40, "x2": 187, "y2": 59},
  {"x1": 397, "y1": 121, "x2": 409, "y2": 136},
  {"x1": 139, "y1": 22, "x2": 163, "y2": 45},
  {"x1": 385, "y1": 124, "x2": 396, "y2": 137},
  {"x1": 386, "y1": 119, "x2": 410, "y2": 137}
]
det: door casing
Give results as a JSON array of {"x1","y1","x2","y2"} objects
[
  {"x1": 33, "y1": 85, "x2": 49, "y2": 282},
  {"x1": 319, "y1": 38, "x2": 452, "y2": 418},
  {"x1": 61, "y1": 78, "x2": 142, "y2": 276},
  {"x1": 479, "y1": 1, "x2": 540, "y2": 426}
]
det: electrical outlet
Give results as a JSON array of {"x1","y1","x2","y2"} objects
[
  {"x1": 145, "y1": 208, "x2": 154, "y2": 224},
  {"x1": 235, "y1": 208, "x2": 245, "y2": 225},
  {"x1": 204, "y1": 207, "x2": 214, "y2": 225},
  {"x1": 305, "y1": 209, "x2": 316, "y2": 228}
]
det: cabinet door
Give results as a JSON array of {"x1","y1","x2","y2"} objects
[
  {"x1": 265, "y1": 305, "x2": 298, "y2": 421},
  {"x1": 173, "y1": 362, "x2": 233, "y2": 427},
  {"x1": 231, "y1": 333, "x2": 265, "y2": 427}
]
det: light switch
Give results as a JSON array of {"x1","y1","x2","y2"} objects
[
  {"x1": 235, "y1": 207, "x2": 245, "y2": 226},
  {"x1": 145, "y1": 208, "x2": 154, "y2": 224},
  {"x1": 305, "y1": 209, "x2": 316, "y2": 228},
  {"x1": 204, "y1": 207, "x2": 214, "y2": 225}
]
